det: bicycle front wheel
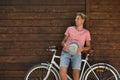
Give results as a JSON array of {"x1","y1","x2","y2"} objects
[
  {"x1": 83, "y1": 63, "x2": 119, "y2": 80},
  {"x1": 25, "y1": 64, "x2": 60, "y2": 80}
]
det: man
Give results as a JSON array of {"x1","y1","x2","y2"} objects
[{"x1": 59, "y1": 12, "x2": 91, "y2": 80}]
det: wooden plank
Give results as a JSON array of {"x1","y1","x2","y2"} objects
[
  {"x1": 0, "y1": 41, "x2": 61, "y2": 49},
  {"x1": 0, "y1": 27, "x2": 66, "y2": 34},
  {"x1": 0, "y1": 0, "x2": 85, "y2": 5},
  {"x1": 90, "y1": 58, "x2": 119, "y2": 69},
  {"x1": 0, "y1": 71, "x2": 25, "y2": 77},
  {"x1": 89, "y1": 27, "x2": 120, "y2": 34},
  {"x1": 89, "y1": 5, "x2": 120, "y2": 12},
  {"x1": 110, "y1": 61, "x2": 120, "y2": 68},
  {"x1": 89, "y1": 20, "x2": 120, "y2": 27},
  {"x1": 0, "y1": 34, "x2": 63, "y2": 41},
  {"x1": 0, "y1": 41, "x2": 50, "y2": 49},
  {"x1": 0, "y1": 5, "x2": 85, "y2": 13},
  {"x1": 0, "y1": 63, "x2": 43, "y2": 70},
  {"x1": 89, "y1": 0, "x2": 120, "y2": 5},
  {"x1": 0, "y1": 48, "x2": 62, "y2": 56},
  {"x1": 0, "y1": 20, "x2": 73, "y2": 27},
  {"x1": 91, "y1": 49, "x2": 120, "y2": 55},
  {"x1": 0, "y1": 78, "x2": 23, "y2": 80},
  {"x1": 0, "y1": 48, "x2": 47, "y2": 56},
  {"x1": 89, "y1": 12, "x2": 120, "y2": 19},
  {"x1": 91, "y1": 43, "x2": 120, "y2": 49},
  {"x1": 91, "y1": 34, "x2": 120, "y2": 43},
  {"x1": 89, "y1": 25, "x2": 119, "y2": 28},
  {"x1": 0, "y1": 55, "x2": 52, "y2": 63},
  {"x1": 0, "y1": 12, "x2": 76, "y2": 20}
]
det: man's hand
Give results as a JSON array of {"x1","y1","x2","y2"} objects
[
  {"x1": 77, "y1": 47, "x2": 84, "y2": 53},
  {"x1": 63, "y1": 45, "x2": 69, "y2": 51}
]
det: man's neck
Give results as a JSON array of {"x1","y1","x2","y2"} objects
[{"x1": 76, "y1": 25, "x2": 84, "y2": 31}]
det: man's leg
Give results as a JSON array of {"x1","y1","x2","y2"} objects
[
  {"x1": 60, "y1": 67, "x2": 68, "y2": 80},
  {"x1": 59, "y1": 51, "x2": 70, "y2": 80},
  {"x1": 71, "y1": 54, "x2": 82, "y2": 80},
  {"x1": 73, "y1": 69, "x2": 80, "y2": 80}
]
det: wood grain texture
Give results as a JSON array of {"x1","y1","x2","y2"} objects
[
  {"x1": 0, "y1": 0, "x2": 120, "y2": 79},
  {"x1": 0, "y1": 0, "x2": 86, "y2": 79},
  {"x1": 88, "y1": 0, "x2": 120, "y2": 74}
]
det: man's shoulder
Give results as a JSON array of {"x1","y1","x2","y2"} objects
[
  {"x1": 84, "y1": 28, "x2": 90, "y2": 32},
  {"x1": 67, "y1": 26, "x2": 75, "y2": 29},
  {"x1": 83, "y1": 29, "x2": 90, "y2": 35}
]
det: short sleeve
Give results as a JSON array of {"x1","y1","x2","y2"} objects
[
  {"x1": 86, "y1": 31, "x2": 91, "y2": 41},
  {"x1": 64, "y1": 27, "x2": 70, "y2": 36}
]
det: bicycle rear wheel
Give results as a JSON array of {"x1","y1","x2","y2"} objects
[
  {"x1": 83, "y1": 63, "x2": 119, "y2": 80},
  {"x1": 25, "y1": 64, "x2": 60, "y2": 80}
]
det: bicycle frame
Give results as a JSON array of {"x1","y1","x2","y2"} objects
[
  {"x1": 44, "y1": 49, "x2": 99, "y2": 80},
  {"x1": 25, "y1": 47, "x2": 120, "y2": 80}
]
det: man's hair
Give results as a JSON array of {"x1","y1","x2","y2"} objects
[{"x1": 76, "y1": 12, "x2": 87, "y2": 20}]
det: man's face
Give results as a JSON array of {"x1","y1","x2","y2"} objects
[{"x1": 75, "y1": 15, "x2": 84, "y2": 26}]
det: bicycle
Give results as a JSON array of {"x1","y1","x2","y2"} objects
[{"x1": 25, "y1": 46, "x2": 120, "y2": 80}]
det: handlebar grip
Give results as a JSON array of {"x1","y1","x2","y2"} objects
[{"x1": 46, "y1": 46, "x2": 58, "y2": 51}]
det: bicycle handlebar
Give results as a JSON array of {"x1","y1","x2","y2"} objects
[
  {"x1": 47, "y1": 46, "x2": 94, "y2": 56},
  {"x1": 46, "y1": 45, "x2": 58, "y2": 52}
]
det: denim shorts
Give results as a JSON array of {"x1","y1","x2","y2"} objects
[{"x1": 60, "y1": 50, "x2": 82, "y2": 70}]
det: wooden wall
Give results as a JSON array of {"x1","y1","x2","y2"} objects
[
  {"x1": 0, "y1": 0, "x2": 120, "y2": 80},
  {"x1": 87, "y1": 0, "x2": 120, "y2": 72},
  {"x1": 0, "y1": 0, "x2": 86, "y2": 80}
]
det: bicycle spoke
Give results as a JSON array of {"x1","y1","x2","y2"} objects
[
  {"x1": 96, "y1": 68, "x2": 116, "y2": 80},
  {"x1": 25, "y1": 65, "x2": 59, "y2": 80},
  {"x1": 106, "y1": 76, "x2": 115, "y2": 80},
  {"x1": 83, "y1": 64, "x2": 119, "y2": 80}
]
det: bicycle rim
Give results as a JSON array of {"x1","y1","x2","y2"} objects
[
  {"x1": 25, "y1": 65, "x2": 59, "y2": 80},
  {"x1": 83, "y1": 65, "x2": 119, "y2": 80}
]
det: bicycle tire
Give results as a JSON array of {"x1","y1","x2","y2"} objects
[
  {"x1": 25, "y1": 64, "x2": 60, "y2": 80},
  {"x1": 83, "y1": 63, "x2": 120, "y2": 80}
]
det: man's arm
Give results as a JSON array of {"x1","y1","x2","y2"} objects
[
  {"x1": 83, "y1": 40, "x2": 91, "y2": 51},
  {"x1": 61, "y1": 35, "x2": 68, "y2": 47},
  {"x1": 77, "y1": 40, "x2": 91, "y2": 53}
]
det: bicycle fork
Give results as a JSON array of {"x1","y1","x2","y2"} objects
[
  {"x1": 87, "y1": 63, "x2": 100, "y2": 80},
  {"x1": 43, "y1": 64, "x2": 53, "y2": 80},
  {"x1": 44, "y1": 53, "x2": 56, "y2": 80},
  {"x1": 80, "y1": 60, "x2": 100, "y2": 80}
]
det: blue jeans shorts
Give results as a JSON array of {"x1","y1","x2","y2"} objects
[{"x1": 60, "y1": 50, "x2": 82, "y2": 70}]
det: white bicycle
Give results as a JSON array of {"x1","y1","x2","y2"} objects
[{"x1": 25, "y1": 46, "x2": 120, "y2": 80}]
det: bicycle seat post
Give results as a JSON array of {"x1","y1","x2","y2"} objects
[
  {"x1": 84, "y1": 50, "x2": 94, "y2": 60},
  {"x1": 47, "y1": 46, "x2": 57, "y2": 53},
  {"x1": 85, "y1": 54, "x2": 89, "y2": 61}
]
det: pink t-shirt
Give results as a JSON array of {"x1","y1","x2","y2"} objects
[{"x1": 65, "y1": 26, "x2": 91, "y2": 47}]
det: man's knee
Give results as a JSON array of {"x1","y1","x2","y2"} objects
[{"x1": 59, "y1": 67, "x2": 67, "y2": 75}]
